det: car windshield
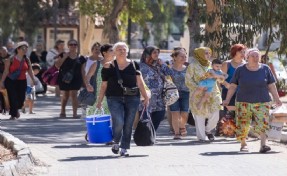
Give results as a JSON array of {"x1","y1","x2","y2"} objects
[{"x1": 272, "y1": 59, "x2": 285, "y2": 72}]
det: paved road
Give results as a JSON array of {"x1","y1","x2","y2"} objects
[{"x1": 1, "y1": 93, "x2": 287, "y2": 176}]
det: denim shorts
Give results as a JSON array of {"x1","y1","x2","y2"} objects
[{"x1": 169, "y1": 91, "x2": 190, "y2": 112}]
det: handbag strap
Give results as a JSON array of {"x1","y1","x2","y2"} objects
[{"x1": 114, "y1": 60, "x2": 125, "y2": 89}]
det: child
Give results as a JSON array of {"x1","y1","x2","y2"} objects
[
  {"x1": 22, "y1": 64, "x2": 42, "y2": 114},
  {"x1": 191, "y1": 59, "x2": 229, "y2": 109}
]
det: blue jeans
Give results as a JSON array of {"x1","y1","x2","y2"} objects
[
  {"x1": 169, "y1": 91, "x2": 190, "y2": 112},
  {"x1": 139, "y1": 110, "x2": 166, "y2": 131},
  {"x1": 107, "y1": 96, "x2": 140, "y2": 149}
]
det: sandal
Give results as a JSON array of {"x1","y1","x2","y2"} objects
[
  {"x1": 180, "y1": 128, "x2": 187, "y2": 136},
  {"x1": 259, "y1": 145, "x2": 271, "y2": 153},
  {"x1": 59, "y1": 113, "x2": 66, "y2": 118},
  {"x1": 240, "y1": 145, "x2": 249, "y2": 152},
  {"x1": 173, "y1": 134, "x2": 182, "y2": 140}
]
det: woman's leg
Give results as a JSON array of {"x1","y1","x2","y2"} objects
[
  {"x1": 70, "y1": 90, "x2": 78, "y2": 117},
  {"x1": 60, "y1": 90, "x2": 69, "y2": 116},
  {"x1": 235, "y1": 102, "x2": 252, "y2": 149},
  {"x1": 179, "y1": 91, "x2": 190, "y2": 136},
  {"x1": 193, "y1": 114, "x2": 207, "y2": 140},
  {"x1": 171, "y1": 111, "x2": 181, "y2": 137},
  {"x1": 121, "y1": 96, "x2": 140, "y2": 149},
  {"x1": 251, "y1": 102, "x2": 270, "y2": 152},
  {"x1": 150, "y1": 110, "x2": 166, "y2": 131},
  {"x1": 5, "y1": 79, "x2": 21, "y2": 118},
  {"x1": 107, "y1": 97, "x2": 124, "y2": 145}
]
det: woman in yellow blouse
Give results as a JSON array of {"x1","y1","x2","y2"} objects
[{"x1": 185, "y1": 47, "x2": 222, "y2": 141}]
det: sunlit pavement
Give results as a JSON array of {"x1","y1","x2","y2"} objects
[{"x1": 1, "y1": 93, "x2": 287, "y2": 176}]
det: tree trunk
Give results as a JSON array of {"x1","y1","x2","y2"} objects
[
  {"x1": 79, "y1": 15, "x2": 98, "y2": 55},
  {"x1": 102, "y1": 0, "x2": 126, "y2": 43},
  {"x1": 187, "y1": 0, "x2": 200, "y2": 61},
  {"x1": 205, "y1": 0, "x2": 222, "y2": 58}
]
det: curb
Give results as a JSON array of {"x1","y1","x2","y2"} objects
[{"x1": 0, "y1": 130, "x2": 34, "y2": 176}]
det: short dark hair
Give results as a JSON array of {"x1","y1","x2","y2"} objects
[
  {"x1": 100, "y1": 44, "x2": 113, "y2": 57},
  {"x1": 91, "y1": 42, "x2": 101, "y2": 51},
  {"x1": 212, "y1": 59, "x2": 222, "y2": 65},
  {"x1": 54, "y1": 40, "x2": 64, "y2": 49}
]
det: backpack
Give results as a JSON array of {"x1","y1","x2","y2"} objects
[{"x1": 133, "y1": 109, "x2": 156, "y2": 146}]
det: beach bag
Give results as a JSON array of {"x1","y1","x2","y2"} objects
[
  {"x1": 162, "y1": 78, "x2": 179, "y2": 106},
  {"x1": 217, "y1": 110, "x2": 236, "y2": 137},
  {"x1": 42, "y1": 65, "x2": 59, "y2": 86},
  {"x1": 133, "y1": 108, "x2": 156, "y2": 146}
]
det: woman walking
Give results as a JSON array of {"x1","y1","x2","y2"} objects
[
  {"x1": 169, "y1": 49, "x2": 190, "y2": 139},
  {"x1": 185, "y1": 47, "x2": 222, "y2": 141},
  {"x1": 139, "y1": 46, "x2": 173, "y2": 131},
  {"x1": 96, "y1": 42, "x2": 149, "y2": 156},
  {"x1": 223, "y1": 48, "x2": 282, "y2": 153},
  {"x1": 0, "y1": 41, "x2": 35, "y2": 120}
]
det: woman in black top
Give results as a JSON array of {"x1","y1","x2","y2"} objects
[
  {"x1": 55, "y1": 39, "x2": 86, "y2": 118},
  {"x1": 96, "y1": 42, "x2": 149, "y2": 157}
]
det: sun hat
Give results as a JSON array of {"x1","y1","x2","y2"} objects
[{"x1": 15, "y1": 41, "x2": 29, "y2": 49}]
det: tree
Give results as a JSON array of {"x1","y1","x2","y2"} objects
[{"x1": 186, "y1": 0, "x2": 287, "y2": 60}]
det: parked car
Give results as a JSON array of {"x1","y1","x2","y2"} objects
[{"x1": 270, "y1": 57, "x2": 287, "y2": 81}]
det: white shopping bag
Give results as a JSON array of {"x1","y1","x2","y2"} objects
[{"x1": 267, "y1": 121, "x2": 284, "y2": 140}]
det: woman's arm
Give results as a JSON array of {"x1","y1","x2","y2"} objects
[
  {"x1": 54, "y1": 52, "x2": 68, "y2": 69},
  {"x1": 85, "y1": 62, "x2": 97, "y2": 92},
  {"x1": 160, "y1": 64, "x2": 174, "y2": 76},
  {"x1": 221, "y1": 61, "x2": 229, "y2": 74},
  {"x1": 0, "y1": 59, "x2": 11, "y2": 89},
  {"x1": 96, "y1": 81, "x2": 108, "y2": 109},
  {"x1": 268, "y1": 83, "x2": 282, "y2": 106},
  {"x1": 222, "y1": 83, "x2": 237, "y2": 106},
  {"x1": 137, "y1": 74, "x2": 149, "y2": 107},
  {"x1": 185, "y1": 65, "x2": 197, "y2": 91}
]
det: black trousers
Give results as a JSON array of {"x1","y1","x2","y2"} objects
[{"x1": 5, "y1": 77, "x2": 27, "y2": 117}]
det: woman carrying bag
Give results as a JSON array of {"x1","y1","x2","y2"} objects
[{"x1": 96, "y1": 42, "x2": 149, "y2": 157}]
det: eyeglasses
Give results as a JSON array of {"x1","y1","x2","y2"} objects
[
  {"x1": 69, "y1": 43, "x2": 78, "y2": 46},
  {"x1": 21, "y1": 46, "x2": 28, "y2": 50}
]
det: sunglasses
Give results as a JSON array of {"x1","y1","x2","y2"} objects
[
  {"x1": 21, "y1": 46, "x2": 28, "y2": 50},
  {"x1": 69, "y1": 43, "x2": 78, "y2": 46}
]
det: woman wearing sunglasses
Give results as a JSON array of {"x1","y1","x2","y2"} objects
[
  {"x1": 55, "y1": 39, "x2": 86, "y2": 118},
  {"x1": 0, "y1": 41, "x2": 35, "y2": 120}
]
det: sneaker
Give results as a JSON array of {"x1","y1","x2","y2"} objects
[
  {"x1": 206, "y1": 133, "x2": 215, "y2": 141},
  {"x1": 120, "y1": 149, "x2": 129, "y2": 157},
  {"x1": 111, "y1": 144, "x2": 119, "y2": 154},
  {"x1": 259, "y1": 145, "x2": 271, "y2": 153}
]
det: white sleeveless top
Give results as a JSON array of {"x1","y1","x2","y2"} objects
[{"x1": 84, "y1": 57, "x2": 97, "y2": 76}]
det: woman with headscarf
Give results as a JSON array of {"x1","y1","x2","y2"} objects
[
  {"x1": 185, "y1": 47, "x2": 222, "y2": 141},
  {"x1": 223, "y1": 48, "x2": 282, "y2": 153},
  {"x1": 139, "y1": 46, "x2": 173, "y2": 131}
]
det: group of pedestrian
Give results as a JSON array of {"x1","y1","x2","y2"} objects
[{"x1": 0, "y1": 38, "x2": 283, "y2": 157}]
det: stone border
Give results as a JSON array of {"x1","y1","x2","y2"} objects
[{"x1": 0, "y1": 130, "x2": 34, "y2": 176}]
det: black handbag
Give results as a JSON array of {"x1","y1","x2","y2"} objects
[
  {"x1": 78, "y1": 60, "x2": 101, "y2": 106},
  {"x1": 133, "y1": 108, "x2": 156, "y2": 146},
  {"x1": 62, "y1": 58, "x2": 78, "y2": 84}
]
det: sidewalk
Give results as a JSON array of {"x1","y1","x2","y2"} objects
[{"x1": 1, "y1": 93, "x2": 287, "y2": 176}]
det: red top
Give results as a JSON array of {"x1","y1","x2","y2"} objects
[{"x1": 9, "y1": 57, "x2": 29, "y2": 80}]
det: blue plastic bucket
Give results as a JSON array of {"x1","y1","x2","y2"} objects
[{"x1": 86, "y1": 114, "x2": 112, "y2": 143}]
